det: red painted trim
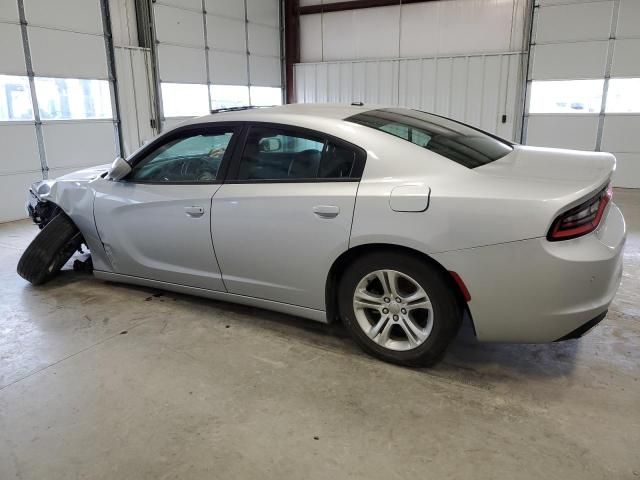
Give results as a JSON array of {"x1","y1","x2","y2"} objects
[{"x1": 300, "y1": 0, "x2": 439, "y2": 15}]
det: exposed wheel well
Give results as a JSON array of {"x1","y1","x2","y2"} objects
[{"x1": 325, "y1": 243, "x2": 473, "y2": 328}]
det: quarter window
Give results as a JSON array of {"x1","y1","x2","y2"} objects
[
  {"x1": 129, "y1": 130, "x2": 234, "y2": 183},
  {"x1": 347, "y1": 108, "x2": 512, "y2": 169},
  {"x1": 236, "y1": 126, "x2": 358, "y2": 181}
]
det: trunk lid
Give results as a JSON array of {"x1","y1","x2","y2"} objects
[{"x1": 476, "y1": 145, "x2": 615, "y2": 191}]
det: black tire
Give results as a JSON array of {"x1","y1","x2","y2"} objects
[
  {"x1": 338, "y1": 251, "x2": 462, "y2": 367},
  {"x1": 17, "y1": 212, "x2": 83, "y2": 285}
]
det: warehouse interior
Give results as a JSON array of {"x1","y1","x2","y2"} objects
[{"x1": 1, "y1": 0, "x2": 639, "y2": 478}]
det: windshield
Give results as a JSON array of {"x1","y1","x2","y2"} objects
[{"x1": 345, "y1": 108, "x2": 513, "y2": 168}]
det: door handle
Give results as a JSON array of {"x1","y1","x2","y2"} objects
[
  {"x1": 184, "y1": 205, "x2": 205, "y2": 217},
  {"x1": 313, "y1": 205, "x2": 340, "y2": 219}
]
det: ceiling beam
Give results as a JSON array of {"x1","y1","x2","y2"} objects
[{"x1": 299, "y1": 0, "x2": 439, "y2": 15}]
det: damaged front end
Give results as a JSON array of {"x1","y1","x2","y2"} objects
[{"x1": 27, "y1": 181, "x2": 60, "y2": 229}]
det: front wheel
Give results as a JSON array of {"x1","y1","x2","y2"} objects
[
  {"x1": 338, "y1": 251, "x2": 462, "y2": 367},
  {"x1": 17, "y1": 212, "x2": 83, "y2": 285}
]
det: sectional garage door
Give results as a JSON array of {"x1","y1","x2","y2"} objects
[
  {"x1": 525, "y1": 0, "x2": 640, "y2": 188},
  {"x1": 152, "y1": 0, "x2": 283, "y2": 130},
  {"x1": 0, "y1": 0, "x2": 118, "y2": 222}
]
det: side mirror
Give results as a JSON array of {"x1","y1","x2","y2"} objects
[{"x1": 106, "y1": 156, "x2": 132, "y2": 181}]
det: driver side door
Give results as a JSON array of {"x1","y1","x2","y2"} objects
[{"x1": 93, "y1": 124, "x2": 239, "y2": 291}]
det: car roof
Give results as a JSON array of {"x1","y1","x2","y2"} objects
[{"x1": 185, "y1": 103, "x2": 379, "y2": 125}]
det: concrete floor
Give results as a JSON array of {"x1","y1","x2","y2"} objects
[{"x1": 0, "y1": 190, "x2": 638, "y2": 480}]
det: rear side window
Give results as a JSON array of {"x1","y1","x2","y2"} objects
[
  {"x1": 346, "y1": 108, "x2": 513, "y2": 168},
  {"x1": 236, "y1": 126, "x2": 360, "y2": 181}
]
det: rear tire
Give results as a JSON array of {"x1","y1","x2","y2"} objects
[
  {"x1": 17, "y1": 212, "x2": 83, "y2": 285},
  {"x1": 338, "y1": 251, "x2": 462, "y2": 367}
]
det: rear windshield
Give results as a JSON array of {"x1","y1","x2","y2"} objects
[{"x1": 345, "y1": 108, "x2": 513, "y2": 168}]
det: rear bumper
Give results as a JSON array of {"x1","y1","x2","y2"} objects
[
  {"x1": 555, "y1": 310, "x2": 607, "y2": 341},
  {"x1": 432, "y1": 202, "x2": 626, "y2": 342}
]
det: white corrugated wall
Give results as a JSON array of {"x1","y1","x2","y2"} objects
[{"x1": 294, "y1": 0, "x2": 529, "y2": 140}]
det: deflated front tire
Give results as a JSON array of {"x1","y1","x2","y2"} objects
[{"x1": 17, "y1": 212, "x2": 83, "y2": 285}]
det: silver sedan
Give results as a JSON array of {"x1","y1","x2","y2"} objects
[{"x1": 18, "y1": 104, "x2": 626, "y2": 366}]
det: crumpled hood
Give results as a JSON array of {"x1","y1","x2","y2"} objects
[{"x1": 55, "y1": 164, "x2": 111, "y2": 182}]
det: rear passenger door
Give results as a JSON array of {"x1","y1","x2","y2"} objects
[{"x1": 211, "y1": 124, "x2": 365, "y2": 310}]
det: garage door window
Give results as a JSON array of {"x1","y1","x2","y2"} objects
[
  {"x1": 34, "y1": 78, "x2": 112, "y2": 120},
  {"x1": 0, "y1": 75, "x2": 33, "y2": 121},
  {"x1": 161, "y1": 83, "x2": 209, "y2": 117},
  {"x1": 606, "y1": 78, "x2": 640, "y2": 113},
  {"x1": 210, "y1": 85, "x2": 250, "y2": 109},
  {"x1": 250, "y1": 86, "x2": 282, "y2": 106},
  {"x1": 529, "y1": 80, "x2": 604, "y2": 114}
]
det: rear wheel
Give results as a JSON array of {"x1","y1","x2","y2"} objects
[
  {"x1": 17, "y1": 212, "x2": 83, "y2": 285},
  {"x1": 338, "y1": 251, "x2": 462, "y2": 367}
]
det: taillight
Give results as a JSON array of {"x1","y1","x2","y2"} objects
[{"x1": 547, "y1": 185, "x2": 612, "y2": 241}]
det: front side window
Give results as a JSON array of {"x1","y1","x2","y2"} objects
[
  {"x1": 129, "y1": 130, "x2": 234, "y2": 183},
  {"x1": 236, "y1": 126, "x2": 358, "y2": 181},
  {"x1": 346, "y1": 108, "x2": 512, "y2": 169}
]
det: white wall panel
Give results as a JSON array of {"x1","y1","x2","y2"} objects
[
  {"x1": 29, "y1": 27, "x2": 108, "y2": 79},
  {"x1": 209, "y1": 51, "x2": 248, "y2": 85},
  {"x1": 249, "y1": 55, "x2": 280, "y2": 87},
  {"x1": 207, "y1": 15, "x2": 245, "y2": 53},
  {"x1": 400, "y1": 0, "x2": 522, "y2": 58},
  {"x1": 616, "y1": 0, "x2": 640, "y2": 37},
  {"x1": 315, "y1": 63, "x2": 328, "y2": 103},
  {"x1": 24, "y1": 0, "x2": 102, "y2": 34},
  {"x1": 611, "y1": 39, "x2": 640, "y2": 77},
  {"x1": 601, "y1": 115, "x2": 640, "y2": 153},
  {"x1": 302, "y1": 0, "x2": 525, "y2": 62},
  {"x1": 157, "y1": 44, "x2": 207, "y2": 83},
  {"x1": 0, "y1": 172, "x2": 42, "y2": 223},
  {"x1": 114, "y1": 48, "x2": 154, "y2": 156},
  {"x1": 247, "y1": 0, "x2": 279, "y2": 27},
  {"x1": 354, "y1": 6, "x2": 399, "y2": 60},
  {"x1": 0, "y1": 1, "x2": 19, "y2": 22},
  {"x1": 322, "y1": 12, "x2": 356, "y2": 61},
  {"x1": 351, "y1": 62, "x2": 364, "y2": 103},
  {"x1": 154, "y1": 5, "x2": 204, "y2": 48},
  {"x1": 434, "y1": 58, "x2": 452, "y2": 116},
  {"x1": 326, "y1": 63, "x2": 340, "y2": 103},
  {"x1": 295, "y1": 53, "x2": 522, "y2": 139},
  {"x1": 531, "y1": 41, "x2": 608, "y2": 80},
  {"x1": 110, "y1": 0, "x2": 138, "y2": 46},
  {"x1": 0, "y1": 124, "x2": 40, "y2": 174},
  {"x1": 535, "y1": 2, "x2": 613, "y2": 43},
  {"x1": 611, "y1": 153, "x2": 640, "y2": 188},
  {"x1": 398, "y1": 59, "x2": 423, "y2": 110},
  {"x1": 248, "y1": 23, "x2": 280, "y2": 57},
  {"x1": 0, "y1": 23, "x2": 26, "y2": 75},
  {"x1": 300, "y1": 14, "x2": 322, "y2": 63},
  {"x1": 526, "y1": 115, "x2": 600, "y2": 150},
  {"x1": 157, "y1": 0, "x2": 201, "y2": 11},
  {"x1": 205, "y1": 0, "x2": 244, "y2": 19},
  {"x1": 42, "y1": 122, "x2": 116, "y2": 170}
]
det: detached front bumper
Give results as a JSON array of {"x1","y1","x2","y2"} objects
[{"x1": 432, "y1": 203, "x2": 626, "y2": 343}]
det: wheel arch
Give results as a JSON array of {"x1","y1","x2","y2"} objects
[{"x1": 325, "y1": 243, "x2": 474, "y2": 331}]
